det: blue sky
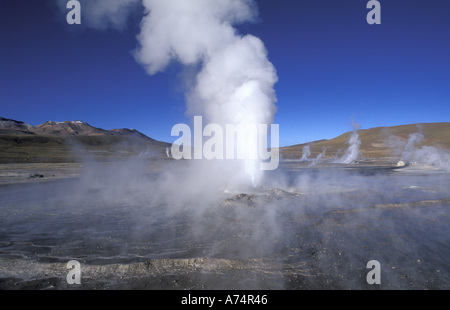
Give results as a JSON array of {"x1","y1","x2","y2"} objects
[{"x1": 1, "y1": 0, "x2": 449, "y2": 146}]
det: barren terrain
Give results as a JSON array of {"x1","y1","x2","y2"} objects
[{"x1": 0, "y1": 159, "x2": 449, "y2": 290}]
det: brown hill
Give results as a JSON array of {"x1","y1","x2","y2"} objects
[
  {"x1": 0, "y1": 118, "x2": 170, "y2": 164},
  {"x1": 32, "y1": 120, "x2": 110, "y2": 136},
  {"x1": 281, "y1": 122, "x2": 450, "y2": 162}
]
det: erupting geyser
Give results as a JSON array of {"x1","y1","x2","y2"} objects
[
  {"x1": 56, "y1": 0, "x2": 279, "y2": 188},
  {"x1": 134, "y1": 0, "x2": 278, "y2": 187}
]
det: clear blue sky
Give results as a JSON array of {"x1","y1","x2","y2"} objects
[{"x1": 1, "y1": 0, "x2": 449, "y2": 146}]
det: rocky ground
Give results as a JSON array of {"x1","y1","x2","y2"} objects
[{"x1": 0, "y1": 160, "x2": 449, "y2": 290}]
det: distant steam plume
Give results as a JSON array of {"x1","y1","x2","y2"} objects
[
  {"x1": 301, "y1": 144, "x2": 311, "y2": 161},
  {"x1": 399, "y1": 129, "x2": 450, "y2": 171},
  {"x1": 337, "y1": 122, "x2": 361, "y2": 164},
  {"x1": 310, "y1": 147, "x2": 327, "y2": 166}
]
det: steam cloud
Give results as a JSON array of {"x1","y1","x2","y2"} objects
[
  {"x1": 58, "y1": 0, "x2": 278, "y2": 187},
  {"x1": 398, "y1": 130, "x2": 450, "y2": 172}
]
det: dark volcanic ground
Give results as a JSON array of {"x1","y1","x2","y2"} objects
[{"x1": 0, "y1": 161, "x2": 449, "y2": 290}]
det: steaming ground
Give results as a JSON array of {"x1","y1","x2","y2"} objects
[{"x1": 0, "y1": 160, "x2": 449, "y2": 289}]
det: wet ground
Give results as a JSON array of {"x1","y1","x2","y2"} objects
[{"x1": 0, "y1": 161, "x2": 449, "y2": 289}]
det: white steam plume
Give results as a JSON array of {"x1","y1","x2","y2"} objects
[
  {"x1": 57, "y1": 0, "x2": 278, "y2": 188},
  {"x1": 401, "y1": 131, "x2": 424, "y2": 163},
  {"x1": 301, "y1": 144, "x2": 311, "y2": 161},
  {"x1": 338, "y1": 122, "x2": 361, "y2": 164},
  {"x1": 134, "y1": 0, "x2": 278, "y2": 187},
  {"x1": 310, "y1": 147, "x2": 327, "y2": 166},
  {"x1": 400, "y1": 131, "x2": 450, "y2": 171}
]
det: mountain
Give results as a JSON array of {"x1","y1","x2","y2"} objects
[
  {"x1": 281, "y1": 122, "x2": 450, "y2": 163},
  {"x1": 1, "y1": 117, "x2": 449, "y2": 165},
  {"x1": 0, "y1": 117, "x2": 171, "y2": 164},
  {"x1": 0, "y1": 117, "x2": 35, "y2": 135},
  {"x1": 32, "y1": 120, "x2": 110, "y2": 136}
]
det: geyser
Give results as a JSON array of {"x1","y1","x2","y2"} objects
[
  {"x1": 134, "y1": 0, "x2": 278, "y2": 187},
  {"x1": 56, "y1": 0, "x2": 278, "y2": 188}
]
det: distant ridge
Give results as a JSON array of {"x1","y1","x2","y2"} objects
[
  {"x1": 281, "y1": 122, "x2": 450, "y2": 162},
  {"x1": 0, "y1": 118, "x2": 158, "y2": 139},
  {"x1": 0, "y1": 117, "x2": 170, "y2": 163},
  {"x1": 1, "y1": 117, "x2": 449, "y2": 164}
]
